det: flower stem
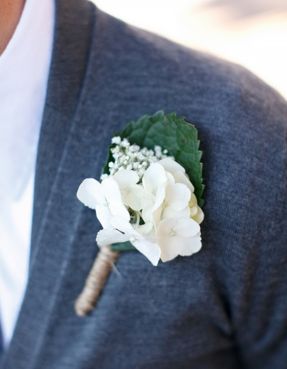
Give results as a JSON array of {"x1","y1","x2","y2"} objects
[{"x1": 74, "y1": 245, "x2": 119, "y2": 316}]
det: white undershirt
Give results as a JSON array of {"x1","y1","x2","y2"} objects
[{"x1": 0, "y1": 0, "x2": 55, "y2": 347}]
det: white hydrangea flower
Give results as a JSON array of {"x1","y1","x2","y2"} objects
[
  {"x1": 77, "y1": 140, "x2": 204, "y2": 266},
  {"x1": 77, "y1": 176, "x2": 160, "y2": 265},
  {"x1": 113, "y1": 169, "x2": 150, "y2": 212},
  {"x1": 157, "y1": 217, "x2": 201, "y2": 262},
  {"x1": 96, "y1": 217, "x2": 161, "y2": 266},
  {"x1": 76, "y1": 176, "x2": 129, "y2": 228}
]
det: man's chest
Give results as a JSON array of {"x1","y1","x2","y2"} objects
[{"x1": 6, "y1": 208, "x2": 238, "y2": 369}]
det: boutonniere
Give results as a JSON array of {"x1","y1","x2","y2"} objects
[{"x1": 75, "y1": 111, "x2": 204, "y2": 316}]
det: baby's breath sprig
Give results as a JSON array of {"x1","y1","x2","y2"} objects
[{"x1": 101, "y1": 137, "x2": 170, "y2": 180}]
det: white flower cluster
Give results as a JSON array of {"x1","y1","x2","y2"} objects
[
  {"x1": 102, "y1": 136, "x2": 170, "y2": 179},
  {"x1": 77, "y1": 142, "x2": 204, "y2": 266}
]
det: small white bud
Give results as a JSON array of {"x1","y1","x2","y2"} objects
[{"x1": 112, "y1": 136, "x2": 121, "y2": 145}]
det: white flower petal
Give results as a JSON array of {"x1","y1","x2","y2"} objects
[
  {"x1": 77, "y1": 178, "x2": 105, "y2": 209},
  {"x1": 77, "y1": 178, "x2": 112, "y2": 227},
  {"x1": 165, "y1": 183, "x2": 191, "y2": 211},
  {"x1": 141, "y1": 190, "x2": 164, "y2": 226},
  {"x1": 141, "y1": 164, "x2": 167, "y2": 226},
  {"x1": 173, "y1": 217, "x2": 200, "y2": 237},
  {"x1": 110, "y1": 217, "x2": 160, "y2": 266},
  {"x1": 113, "y1": 169, "x2": 139, "y2": 188},
  {"x1": 132, "y1": 238, "x2": 161, "y2": 266},
  {"x1": 113, "y1": 170, "x2": 150, "y2": 211},
  {"x1": 179, "y1": 232, "x2": 202, "y2": 256},
  {"x1": 162, "y1": 206, "x2": 190, "y2": 220},
  {"x1": 191, "y1": 206, "x2": 204, "y2": 224},
  {"x1": 95, "y1": 205, "x2": 114, "y2": 229},
  {"x1": 96, "y1": 228, "x2": 129, "y2": 246},
  {"x1": 160, "y1": 231, "x2": 202, "y2": 262},
  {"x1": 159, "y1": 235, "x2": 182, "y2": 262},
  {"x1": 159, "y1": 158, "x2": 194, "y2": 192},
  {"x1": 158, "y1": 157, "x2": 185, "y2": 173},
  {"x1": 173, "y1": 171, "x2": 194, "y2": 192},
  {"x1": 124, "y1": 184, "x2": 150, "y2": 211},
  {"x1": 101, "y1": 176, "x2": 130, "y2": 221},
  {"x1": 157, "y1": 217, "x2": 201, "y2": 262},
  {"x1": 142, "y1": 163, "x2": 167, "y2": 195},
  {"x1": 110, "y1": 216, "x2": 134, "y2": 234}
]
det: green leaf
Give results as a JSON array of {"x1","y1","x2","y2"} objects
[
  {"x1": 117, "y1": 111, "x2": 204, "y2": 207},
  {"x1": 110, "y1": 241, "x2": 136, "y2": 252}
]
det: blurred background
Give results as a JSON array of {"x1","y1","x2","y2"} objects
[{"x1": 93, "y1": 0, "x2": 287, "y2": 99}]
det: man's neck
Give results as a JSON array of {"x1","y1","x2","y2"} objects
[{"x1": 0, "y1": 0, "x2": 25, "y2": 55}]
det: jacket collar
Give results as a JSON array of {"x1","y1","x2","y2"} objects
[{"x1": 30, "y1": 0, "x2": 95, "y2": 259}]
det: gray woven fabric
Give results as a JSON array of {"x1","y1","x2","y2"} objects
[{"x1": 1, "y1": 0, "x2": 287, "y2": 368}]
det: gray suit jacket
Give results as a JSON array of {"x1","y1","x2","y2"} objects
[{"x1": 1, "y1": 0, "x2": 287, "y2": 368}]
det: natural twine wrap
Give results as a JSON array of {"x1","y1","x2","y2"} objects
[{"x1": 75, "y1": 245, "x2": 119, "y2": 316}]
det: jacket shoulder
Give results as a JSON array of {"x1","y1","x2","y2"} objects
[{"x1": 91, "y1": 5, "x2": 287, "y2": 131}]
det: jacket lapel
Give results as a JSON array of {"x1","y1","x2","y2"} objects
[
  {"x1": 30, "y1": 0, "x2": 95, "y2": 258},
  {"x1": 1, "y1": 0, "x2": 96, "y2": 367}
]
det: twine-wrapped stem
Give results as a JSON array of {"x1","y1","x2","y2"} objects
[{"x1": 75, "y1": 245, "x2": 119, "y2": 316}]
